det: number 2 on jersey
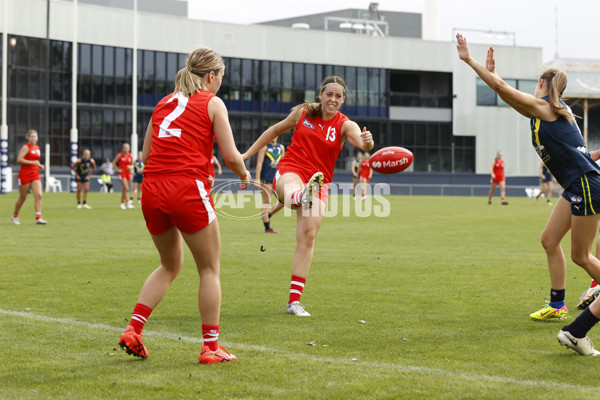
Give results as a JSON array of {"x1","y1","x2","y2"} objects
[
  {"x1": 325, "y1": 127, "x2": 336, "y2": 142},
  {"x1": 158, "y1": 92, "x2": 189, "y2": 138}
]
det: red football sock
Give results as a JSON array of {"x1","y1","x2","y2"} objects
[
  {"x1": 591, "y1": 280, "x2": 598, "y2": 288},
  {"x1": 13, "y1": 212, "x2": 18, "y2": 218},
  {"x1": 288, "y1": 275, "x2": 306, "y2": 304},
  {"x1": 129, "y1": 303, "x2": 153, "y2": 334},
  {"x1": 35, "y1": 212, "x2": 41, "y2": 220},
  {"x1": 290, "y1": 190, "x2": 302, "y2": 207},
  {"x1": 202, "y1": 324, "x2": 219, "y2": 351}
]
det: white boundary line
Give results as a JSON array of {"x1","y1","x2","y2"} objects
[{"x1": 1, "y1": 308, "x2": 598, "y2": 393}]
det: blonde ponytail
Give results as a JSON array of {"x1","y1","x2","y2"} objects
[
  {"x1": 173, "y1": 47, "x2": 224, "y2": 98},
  {"x1": 540, "y1": 69, "x2": 574, "y2": 124}
]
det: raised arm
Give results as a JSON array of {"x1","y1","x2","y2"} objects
[
  {"x1": 242, "y1": 107, "x2": 302, "y2": 161},
  {"x1": 342, "y1": 122, "x2": 374, "y2": 151},
  {"x1": 456, "y1": 33, "x2": 549, "y2": 119},
  {"x1": 209, "y1": 96, "x2": 251, "y2": 188},
  {"x1": 254, "y1": 146, "x2": 266, "y2": 188}
]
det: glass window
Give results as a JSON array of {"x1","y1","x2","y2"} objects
[
  {"x1": 242, "y1": 58, "x2": 252, "y2": 86},
  {"x1": 476, "y1": 78, "x2": 496, "y2": 106},
  {"x1": 103, "y1": 109, "x2": 114, "y2": 138},
  {"x1": 497, "y1": 79, "x2": 516, "y2": 107},
  {"x1": 115, "y1": 47, "x2": 126, "y2": 77},
  {"x1": 230, "y1": 58, "x2": 241, "y2": 86},
  {"x1": 357, "y1": 67, "x2": 368, "y2": 116},
  {"x1": 518, "y1": 79, "x2": 537, "y2": 95},
  {"x1": 155, "y1": 52, "x2": 166, "y2": 81},
  {"x1": 28, "y1": 37, "x2": 43, "y2": 69},
  {"x1": 143, "y1": 51, "x2": 154, "y2": 80},
  {"x1": 416, "y1": 123, "x2": 426, "y2": 145},
  {"x1": 427, "y1": 124, "x2": 439, "y2": 146},
  {"x1": 282, "y1": 62, "x2": 292, "y2": 89},
  {"x1": 80, "y1": 44, "x2": 91, "y2": 74},
  {"x1": 104, "y1": 46, "x2": 114, "y2": 76},
  {"x1": 167, "y1": 52, "x2": 179, "y2": 80},
  {"x1": 93, "y1": 76, "x2": 103, "y2": 103},
  {"x1": 270, "y1": 62, "x2": 281, "y2": 87},
  {"x1": 92, "y1": 45, "x2": 102, "y2": 75}
]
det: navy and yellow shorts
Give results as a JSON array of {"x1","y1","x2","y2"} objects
[{"x1": 562, "y1": 172, "x2": 600, "y2": 216}]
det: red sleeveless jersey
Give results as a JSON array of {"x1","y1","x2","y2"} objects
[
  {"x1": 118, "y1": 152, "x2": 132, "y2": 171},
  {"x1": 359, "y1": 159, "x2": 370, "y2": 178},
  {"x1": 144, "y1": 90, "x2": 215, "y2": 182},
  {"x1": 493, "y1": 159, "x2": 505, "y2": 179},
  {"x1": 19, "y1": 143, "x2": 41, "y2": 175},
  {"x1": 279, "y1": 110, "x2": 349, "y2": 183}
]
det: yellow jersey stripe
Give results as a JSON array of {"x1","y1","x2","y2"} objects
[
  {"x1": 533, "y1": 118, "x2": 542, "y2": 146},
  {"x1": 584, "y1": 174, "x2": 596, "y2": 215},
  {"x1": 581, "y1": 176, "x2": 589, "y2": 216}
]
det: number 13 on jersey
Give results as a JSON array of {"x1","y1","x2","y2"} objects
[
  {"x1": 158, "y1": 93, "x2": 189, "y2": 138},
  {"x1": 325, "y1": 127, "x2": 336, "y2": 142}
]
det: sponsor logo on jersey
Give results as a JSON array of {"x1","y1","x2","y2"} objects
[
  {"x1": 571, "y1": 196, "x2": 583, "y2": 204},
  {"x1": 302, "y1": 119, "x2": 315, "y2": 129}
]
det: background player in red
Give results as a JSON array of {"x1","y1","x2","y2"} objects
[
  {"x1": 209, "y1": 149, "x2": 222, "y2": 178},
  {"x1": 118, "y1": 47, "x2": 251, "y2": 364},
  {"x1": 351, "y1": 151, "x2": 363, "y2": 197},
  {"x1": 359, "y1": 151, "x2": 373, "y2": 200},
  {"x1": 71, "y1": 149, "x2": 96, "y2": 209},
  {"x1": 243, "y1": 76, "x2": 374, "y2": 317},
  {"x1": 488, "y1": 151, "x2": 508, "y2": 205},
  {"x1": 112, "y1": 143, "x2": 133, "y2": 209},
  {"x1": 12, "y1": 129, "x2": 47, "y2": 225}
]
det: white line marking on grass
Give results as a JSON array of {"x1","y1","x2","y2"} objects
[{"x1": 1, "y1": 308, "x2": 598, "y2": 393}]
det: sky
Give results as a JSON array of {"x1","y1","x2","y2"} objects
[{"x1": 187, "y1": 0, "x2": 600, "y2": 63}]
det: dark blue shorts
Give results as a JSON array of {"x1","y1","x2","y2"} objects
[
  {"x1": 541, "y1": 172, "x2": 553, "y2": 183},
  {"x1": 76, "y1": 175, "x2": 89, "y2": 183},
  {"x1": 561, "y1": 172, "x2": 600, "y2": 216},
  {"x1": 132, "y1": 174, "x2": 144, "y2": 184},
  {"x1": 260, "y1": 168, "x2": 276, "y2": 186}
]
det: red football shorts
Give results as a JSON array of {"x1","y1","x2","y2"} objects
[
  {"x1": 119, "y1": 172, "x2": 132, "y2": 181},
  {"x1": 141, "y1": 175, "x2": 216, "y2": 235},
  {"x1": 18, "y1": 169, "x2": 40, "y2": 186},
  {"x1": 492, "y1": 175, "x2": 505, "y2": 184},
  {"x1": 274, "y1": 166, "x2": 329, "y2": 204},
  {"x1": 359, "y1": 171, "x2": 370, "y2": 180}
]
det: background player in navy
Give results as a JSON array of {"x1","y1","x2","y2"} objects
[
  {"x1": 457, "y1": 33, "x2": 600, "y2": 355},
  {"x1": 254, "y1": 138, "x2": 285, "y2": 233},
  {"x1": 131, "y1": 151, "x2": 144, "y2": 204},
  {"x1": 535, "y1": 162, "x2": 555, "y2": 206},
  {"x1": 72, "y1": 149, "x2": 96, "y2": 209}
]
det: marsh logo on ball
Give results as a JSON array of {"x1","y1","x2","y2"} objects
[
  {"x1": 371, "y1": 161, "x2": 382, "y2": 168},
  {"x1": 570, "y1": 196, "x2": 582, "y2": 204}
]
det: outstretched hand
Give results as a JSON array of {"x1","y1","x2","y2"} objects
[
  {"x1": 456, "y1": 33, "x2": 471, "y2": 63},
  {"x1": 486, "y1": 47, "x2": 496, "y2": 73}
]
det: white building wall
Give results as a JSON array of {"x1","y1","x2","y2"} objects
[{"x1": 2, "y1": 0, "x2": 544, "y2": 176}]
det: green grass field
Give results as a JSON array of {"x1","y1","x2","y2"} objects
[{"x1": 1, "y1": 191, "x2": 599, "y2": 399}]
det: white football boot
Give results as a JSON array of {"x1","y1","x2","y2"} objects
[
  {"x1": 286, "y1": 301, "x2": 311, "y2": 317},
  {"x1": 301, "y1": 172, "x2": 324, "y2": 210},
  {"x1": 557, "y1": 330, "x2": 600, "y2": 356},
  {"x1": 11, "y1": 216, "x2": 20, "y2": 225},
  {"x1": 577, "y1": 284, "x2": 600, "y2": 310}
]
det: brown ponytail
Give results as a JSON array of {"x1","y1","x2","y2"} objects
[
  {"x1": 292, "y1": 76, "x2": 347, "y2": 118},
  {"x1": 173, "y1": 47, "x2": 224, "y2": 98},
  {"x1": 539, "y1": 69, "x2": 574, "y2": 124}
]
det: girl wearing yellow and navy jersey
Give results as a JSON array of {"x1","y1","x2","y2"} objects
[
  {"x1": 457, "y1": 33, "x2": 600, "y2": 355},
  {"x1": 254, "y1": 138, "x2": 285, "y2": 233}
]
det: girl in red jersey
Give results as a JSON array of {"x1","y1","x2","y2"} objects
[
  {"x1": 112, "y1": 143, "x2": 134, "y2": 209},
  {"x1": 488, "y1": 151, "x2": 508, "y2": 205},
  {"x1": 243, "y1": 76, "x2": 374, "y2": 317},
  {"x1": 351, "y1": 151, "x2": 363, "y2": 197},
  {"x1": 118, "y1": 47, "x2": 251, "y2": 364},
  {"x1": 12, "y1": 129, "x2": 47, "y2": 225},
  {"x1": 359, "y1": 151, "x2": 373, "y2": 200}
]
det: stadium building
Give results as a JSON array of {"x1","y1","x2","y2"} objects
[{"x1": 4, "y1": 0, "x2": 593, "y2": 192}]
